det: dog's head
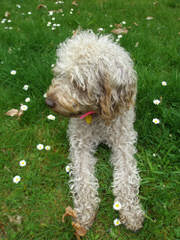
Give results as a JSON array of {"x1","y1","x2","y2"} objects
[{"x1": 46, "y1": 31, "x2": 137, "y2": 123}]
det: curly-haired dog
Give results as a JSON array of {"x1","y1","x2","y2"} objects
[{"x1": 46, "y1": 30, "x2": 144, "y2": 238}]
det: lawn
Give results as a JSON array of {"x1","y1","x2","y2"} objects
[{"x1": 0, "y1": 0, "x2": 180, "y2": 239}]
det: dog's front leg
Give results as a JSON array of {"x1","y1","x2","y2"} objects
[
  {"x1": 110, "y1": 133, "x2": 144, "y2": 231},
  {"x1": 64, "y1": 119, "x2": 100, "y2": 237}
]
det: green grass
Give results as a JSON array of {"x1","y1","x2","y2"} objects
[{"x1": 0, "y1": 0, "x2": 180, "y2": 239}]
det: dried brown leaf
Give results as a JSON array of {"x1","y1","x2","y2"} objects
[
  {"x1": 0, "y1": 221, "x2": 6, "y2": 235},
  {"x1": 37, "y1": 4, "x2": 47, "y2": 9},
  {"x1": 72, "y1": 222, "x2": 87, "y2": 237},
  {"x1": 114, "y1": 23, "x2": 122, "y2": 28},
  {"x1": 5, "y1": 11, "x2": 10, "y2": 17},
  {"x1": 5, "y1": 109, "x2": 23, "y2": 117},
  {"x1": 62, "y1": 206, "x2": 77, "y2": 222},
  {"x1": 8, "y1": 215, "x2": 22, "y2": 225},
  {"x1": 72, "y1": 1, "x2": 78, "y2": 6},
  {"x1": 111, "y1": 27, "x2": 128, "y2": 35}
]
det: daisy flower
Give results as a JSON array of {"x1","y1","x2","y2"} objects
[
  {"x1": 19, "y1": 160, "x2": 26, "y2": 167},
  {"x1": 113, "y1": 201, "x2": 122, "y2": 210},
  {"x1": 51, "y1": 64, "x2": 55, "y2": 68},
  {"x1": 152, "y1": 118, "x2": 160, "y2": 124},
  {"x1": 113, "y1": 218, "x2": 121, "y2": 226},
  {"x1": 52, "y1": 17, "x2": 55, "y2": 21},
  {"x1": 66, "y1": 165, "x2": 70, "y2": 173},
  {"x1": 45, "y1": 145, "x2": 51, "y2": 151},
  {"x1": 23, "y1": 85, "x2": 29, "y2": 91},
  {"x1": 25, "y1": 97, "x2": 30, "y2": 103},
  {"x1": 28, "y1": 12, "x2": 32, "y2": 15},
  {"x1": 118, "y1": 34, "x2": 123, "y2": 39},
  {"x1": 153, "y1": 99, "x2": 160, "y2": 105},
  {"x1": 153, "y1": 153, "x2": 156, "y2": 157},
  {"x1": 47, "y1": 22, "x2": 51, "y2": 27},
  {"x1": 20, "y1": 104, "x2": 28, "y2": 111},
  {"x1": 97, "y1": 28, "x2": 104, "y2": 32},
  {"x1": 109, "y1": 24, "x2": 113, "y2": 28},
  {"x1": 48, "y1": 11, "x2": 54, "y2": 16},
  {"x1": 161, "y1": 81, "x2": 167, "y2": 86},
  {"x1": 16, "y1": 4, "x2": 21, "y2": 8},
  {"x1": 43, "y1": 93, "x2": 47, "y2": 98},
  {"x1": 122, "y1": 21, "x2": 126, "y2": 24},
  {"x1": 10, "y1": 70, "x2": 16, "y2": 75},
  {"x1": 13, "y1": 176, "x2": 21, "y2": 184},
  {"x1": 37, "y1": 144, "x2": 44, "y2": 150},
  {"x1": 47, "y1": 114, "x2": 56, "y2": 120}
]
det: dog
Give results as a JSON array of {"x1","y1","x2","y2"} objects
[{"x1": 46, "y1": 30, "x2": 144, "y2": 238}]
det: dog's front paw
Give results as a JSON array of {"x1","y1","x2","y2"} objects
[{"x1": 120, "y1": 207, "x2": 144, "y2": 232}]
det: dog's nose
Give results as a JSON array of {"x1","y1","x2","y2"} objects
[{"x1": 45, "y1": 98, "x2": 56, "y2": 108}]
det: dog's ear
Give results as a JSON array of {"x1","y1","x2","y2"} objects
[{"x1": 99, "y1": 73, "x2": 136, "y2": 124}]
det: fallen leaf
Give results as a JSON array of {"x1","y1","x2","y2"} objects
[
  {"x1": 62, "y1": 206, "x2": 77, "y2": 222},
  {"x1": 114, "y1": 23, "x2": 122, "y2": 28},
  {"x1": 37, "y1": 4, "x2": 47, "y2": 9},
  {"x1": 72, "y1": 221, "x2": 87, "y2": 237},
  {"x1": 72, "y1": 1, "x2": 78, "y2": 6},
  {"x1": 4, "y1": 11, "x2": 10, "y2": 17},
  {"x1": 0, "y1": 221, "x2": 6, "y2": 235},
  {"x1": 5, "y1": 109, "x2": 23, "y2": 117},
  {"x1": 8, "y1": 215, "x2": 22, "y2": 225},
  {"x1": 135, "y1": 42, "x2": 139, "y2": 47},
  {"x1": 111, "y1": 27, "x2": 128, "y2": 35}
]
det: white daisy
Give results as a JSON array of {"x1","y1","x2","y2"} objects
[
  {"x1": 10, "y1": 70, "x2": 16, "y2": 75},
  {"x1": 146, "y1": 16, "x2": 153, "y2": 20},
  {"x1": 113, "y1": 201, "x2": 122, "y2": 211},
  {"x1": 7, "y1": 19, "x2": 11, "y2": 23},
  {"x1": 13, "y1": 175, "x2": 21, "y2": 184},
  {"x1": 66, "y1": 165, "x2": 70, "y2": 173},
  {"x1": 51, "y1": 64, "x2": 55, "y2": 68},
  {"x1": 113, "y1": 218, "x2": 121, "y2": 226},
  {"x1": 23, "y1": 85, "x2": 29, "y2": 91},
  {"x1": 9, "y1": 27, "x2": 13, "y2": 30},
  {"x1": 47, "y1": 114, "x2": 56, "y2": 120},
  {"x1": 25, "y1": 97, "x2": 30, "y2": 103},
  {"x1": 52, "y1": 17, "x2": 55, "y2": 21},
  {"x1": 152, "y1": 118, "x2": 160, "y2": 124},
  {"x1": 161, "y1": 81, "x2": 167, "y2": 86},
  {"x1": 1, "y1": 18, "x2": 6, "y2": 23},
  {"x1": 28, "y1": 12, "x2": 32, "y2": 15},
  {"x1": 122, "y1": 21, "x2": 126, "y2": 24},
  {"x1": 47, "y1": 22, "x2": 51, "y2": 27},
  {"x1": 19, "y1": 160, "x2": 26, "y2": 167},
  {"x1": 16, "y1": 4, "x2": 21, "y2": 8},
  {"x1": 20, "y1": 104, "x2": 28, "y2": 111},
  {"x1": 37, "y1": 144, "x2": 44, "y2": 150},
  {"x1": 43, "y1": 93, "x2": 47, "y2": 98},
  {"x1": 117, "y1": 34, "x2": 123, "y2": 39},
  {"x1": 109, "y1": 24, "x2": 113, "y2": 27},
  {"x1": 56, "y1": 24, "x2": 60, "y2": 27},
  {"x1": 153, "y1": 99, "x2": 160, "y2": 105},
  {"x1": 45, "y1": 145, "x2": 51, "y2": 151},
  {"x1": 52, "y1": 27, "x2": 56, "y2": 31},
  {"x1": 97, "y1": 27, "x2": 104, "y2": 32},
  {"x1": 153, "y1": 153, "x2": 156, "y2": 157},
  {"x1": 48, "y1": 11, "x2": 54, "y2": 16}
]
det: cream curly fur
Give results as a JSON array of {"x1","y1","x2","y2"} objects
[{"x1": 46, "y1": 30, "x2": 144, "y2": 234}]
